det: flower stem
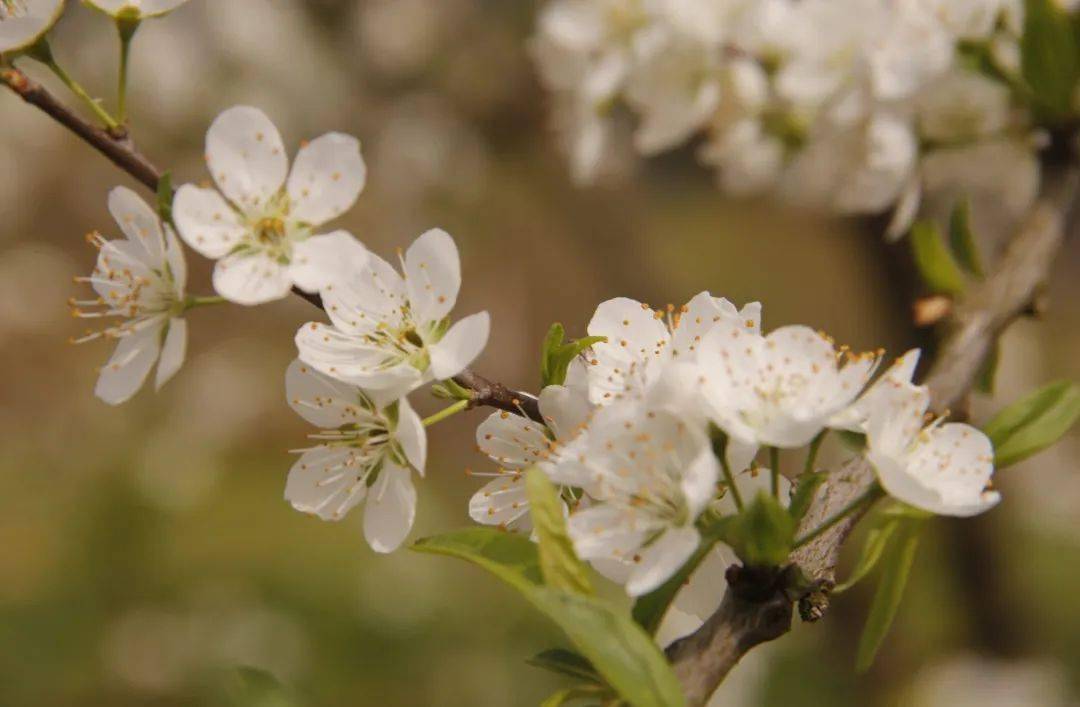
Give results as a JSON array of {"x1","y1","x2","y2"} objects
[
  {"x1": 183, "y1": 295, "x2": 226, "y2": 311},
  {"x1": 27, "y1": 40, "x2": 120, "y2": 131},
  {"x1": 116, "y1": 22, "x2": 137, "y2": 125},
  {"x1": 792, "y1": 482, "x2": 884, "y2": 550},
  {"x1": 769, "y1": 447, "x2": 780, "y2": 497},
  {"x1": 804, "y1": 430, "x2": 827, "y2": 476},
  {"x1": 714, "y1": 437, "x2": 744, "y2": 511},
  {"x1": 422, "y1": 399, "x2": 470, "y2": 428}
]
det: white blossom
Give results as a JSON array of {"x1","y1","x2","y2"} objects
[
  {"x1": 70, "y1": 186, "x2": 188, "y2": 405},
  {"x1": 564, "y1": 401, "x2": 720, "y2": 596},
  {"x1": 584, "y1": 291, "x2": 761, "y2": 405},
  {"x1": 865, "y1": 376, "x2": 1000, "y2": 517},
  {"x1": 284, "y1": 359, "x2": 426, "y2": 553},
  {"x1": 830, "y1": 349, "x2": 921, "y2": 433},
  {"x1": 294, "y1": 229, "x2": 490, "y2": 407},
  {"x1": 83, "y1": 0, "x2": 190, "y2": 19},
  {"x1": 469, "y1": 361, "x2": 594, "y2": 530},
  {"x1": 694, "y1": 319, "x2": 881, "y2": 449},
  {"x1": 173, "y1": 106, "x2": 369, "y2": 305},
  {"x1": 0, "y1": 0, "x2": 63, "y2": 54},
  {"x1": 528, "y1": 0, "x2": 1056, "y2": 232}
]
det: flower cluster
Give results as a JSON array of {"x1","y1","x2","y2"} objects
[
  {"x1": 531, "y1": 0, "x2": 1070, "y2": 234},
  {"x1": 469, "y1": 295, "x2": 998, "y2": 596},
  {"x1": 70, "y1": 105, "x2": 489, "y2": 552}
]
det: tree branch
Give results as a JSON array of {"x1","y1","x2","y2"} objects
[
  {"x1": 666, "y1": 165, "x2": 1080, "y2": 705},
  {"x1": 1, "y1": 66, "x2": 542, "y2": 421}
]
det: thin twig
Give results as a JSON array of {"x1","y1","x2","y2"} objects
[{"x1": 1, "y1": 67, "x2": 542, "y2": 421}]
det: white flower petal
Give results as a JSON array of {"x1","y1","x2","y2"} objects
[
  {"x1": 538, "y1": 383, "x2": 592, "y2": 442},
  {"x1": 286, "y1": 133, "x2": 367, "y2": 226},
  {"x1": 395, "y1": 397, "x2": 427, "y2": 475},
  {"x1": 905, "y1": 423, "x2": 998, "y2": 516},
  {"x1": 404, "y1": 228, "x2": 461, "y2": 324},
  {"x1": 476, "y1": 409, "x2": 551, "y2": 469},
  {"x1": 428, "y1": 311, "x2": 490, "y2": 380},
  {"x1": 288, "y1": 230, "x2": 369, "y2": 294},
  {"x1": 295, "y1": 321, "x2": 421, "y2": 395},
  {"x1": 696, "y1": 320, "x2": 763, "y2": 442},
  {"x1": 626, "y1": 526, "x2": 701, "y2": 597},
  {"x1": 172, "y1": 184, "x2": 246, "y2": 259},
  {"x1": 681, "y1": 447, "x2": 721, "y2": 519},
  {"x1": 154, "y1": 317, "x2": 186, "y2": 390},
  {"x1": 586, "y1": 297, "x2": 670, "y2": 405},
  {"x1": 320, "y1": 252, "x2": 407, "y2": 336},
  {"x1": 285, "y1": 358, "x2": 367, "y2": 429},
  {"x1": 568, "y1": 504, "x2": 650, "y2": 560},
  {"x1": 108, "y1": 186, "x2": 165, "y2": 265},
  {"x1": 94, "y1": 319, "x2": 165, "y2": 405},
  {"x1": 212, "y1": 252, "x2": 293, "y2": 305},
  {"x1": 285, "y1": 445, "x2": 367, "y2": 521},
  {"x1": 205, "y1": 106, "x2": 288, "y2": 212},
  {"x1": 87, "y1": 0, "x2": 190, "y2": 16},
  {"x1": 469, "y1": 474, "x2": 530, "y2": 527},
  {"x1": 363, "y1": 463, "x2": 417, "y2": 553},
  {"x1": 0, "y1": 0, "x2": 64, "y2": 53}
]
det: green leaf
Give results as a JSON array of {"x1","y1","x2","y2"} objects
[
  {"x1": 631, "y1": 522, "x2": 729, "y2": 635},
  {"x1": 527, "y1": 467, "x2": 594, "y2": 595},
  {"x1": 984, "y1": 380, "x2": 1080, "y2": 468},
  {"x1": 975, "y1": 340, "x2": 1000, "y2": 395},
  {"x1": 910, "y1": 220, "x2": 966, "y2": 296},
  {"x1": 413, "y1": 528, "x2": 685, "y2": 707},
  {"x1": 156, "y1": 171, "x2": 174, "y2": 224},
  {"x1": 855, "y1": 519, "x2": 922, "y2": 672},
  {"x1": 528, "y1": 649, "x2": 602, "y2": 684},
  {"x1": 1022, "y1": 0, "x2": 1080, "y2": 120},
  {"x1": 833, "y1": 519, "x2": 898, "y2": 594},
  {"x1": 788, "y1": 472, "x2": 828, "y2": 524},
  {"x1": 726, "y1": 492, "x2": 796, "y2": 568},
  {"x1": 412, "y1": 527, "x2": 543, "y2": 587},
  {"x1": 948, "y1": 199, "x2": 983, "y2": 278},
  {"x1": 541, "y1": 322, "x2": 606, "y2": 387},
  {"x1": 540, "y1": 685, "x2": 609, "y2": 707}
]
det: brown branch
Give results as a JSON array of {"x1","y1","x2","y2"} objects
[
  {"x1": 666, "y1": 165, "x2": 1080, "y2": 705},
  {"x1": 2, "y1": 67, "x2": 161, "y2": 190},
  {"x1": 1, "y1": 66, "x2": 542, "y2": 421}
]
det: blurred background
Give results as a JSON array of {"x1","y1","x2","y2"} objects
[{"x1": 0, "y1": 1, "x2": 1078, "y2": 705}]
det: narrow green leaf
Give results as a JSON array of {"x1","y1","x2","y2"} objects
[
  {"x1": 632, "y1": 522, "x2": 728, "y2": 635},
  {"x1": 540, "y1": 685, "x2": 609, "y2": 707},
  {"x1": 789, "y1": 472, "x2": 828, "y2": 524},
  {"x1": 727, "y1": 492, "x2": 796, "y2": 568},
  {"x1": 833, "y1": 519, "x2": 898, "y2": 594},
  {"x1": 156, "y1": 171, "x2": 174, "y2": 224},
  {"x1": 413, "y1": 528, "x2": 685, "y2": 707},
  {"x1": 948, "y1": 199, "x2": 983, "y2": 278},
  {"x1": 528, "y1": 649, "x2": 602, "y2": 684},
  {"x1": 541, "y1": 323, "x2": 567, "y2": 388},
  {"x1": 975, "y1": 340, "x2": 1000, "y2": 395},
  {"x1": 856, "y1": 520, "x2": 922, "y2": 672},
  {"x1": 541, "y1": 322, "x2": 606, "y2": 387},
  {"x1": 984, "y1": 380, "x2": 1080, "y2": 468},
  {"x1": 910, "y1": 220, "x2": 967, "y2": 296},
  {"x1": 527, "y1": 468, "x2": 594, "y2": 595},
  {"x1": 1022, "y1": 0, "x2": 1080, "y2": 120}
]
